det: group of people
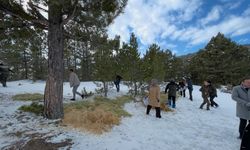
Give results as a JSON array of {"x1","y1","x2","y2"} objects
[
  {"x1": 2, "y1": 67, "x2": 249, "y2": 149},
  {"x1": 145, "y1": 76, "x2": 250, "y2": 149},
  {"x1": 164, "y1": 77, "x2": 193, "y2": 109},
  {"x1": 146, "y1": 77, "x2": 194, "y2": 118},
  {"x1": 69, "y1": 69, "x2": 249, "y2": 149}
]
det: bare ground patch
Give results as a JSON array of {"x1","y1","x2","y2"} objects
[{"x1": 3, "y1": 133, "x2": 73, "y2": 150}]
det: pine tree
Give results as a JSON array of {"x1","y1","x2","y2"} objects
[
  {"x1": 116, "y1": 33, "x2": 142, "y2": 96},
  {"x1": 93, "y1": 36, "x2": 116, "y2": 97},
  {"x1": 189, "y1": 32, "x2": 250, "y2": 85},
  {"x1": 142, "y1": 44, "x2": 166, "y2": 82},
  {"x1": 1, "y1": 0, "x2": 127, "y2": 119}
]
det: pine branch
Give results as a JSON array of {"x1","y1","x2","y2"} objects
[
  {"x1": 62, "y1": 0, "x2": 78, "y2": 25},
  {"x1": 0, "y1": 1, "x2": 48, "y2": 29}
]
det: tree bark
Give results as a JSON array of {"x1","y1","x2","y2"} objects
[
  {"x1": 44, "y1": 3, "x2": 64, "y2": 119},
  {"x1": 23, "y1": 50, "x2": 28, "y2": 79}
]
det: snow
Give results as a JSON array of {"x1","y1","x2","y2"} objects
[{"x1": 0, "y1": 80, "x2": 242, "y2": 150}]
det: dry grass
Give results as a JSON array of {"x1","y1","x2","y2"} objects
[
  {"x1": 62, "y1": 95, "x2": 132, "y2": 134},
  {"x1": 159, "y1": 93, "x2": 173, "y2": 112},
  {"x1": 13, "y1": 93, "x2": 44, "y2": 101},
  {"x1": 63, "y1": 108, "x2": 120, "y2": 134},
  {"x1": 160, "y1": 102, "x2": 174, "y2": 112}
]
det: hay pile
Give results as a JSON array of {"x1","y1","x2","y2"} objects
[
  {"x1": 62, "y1": 96, "x2": 132, "y2": 134},
  {"x1": 63, "y1": 108, "x2": 120, "y2": 134}
]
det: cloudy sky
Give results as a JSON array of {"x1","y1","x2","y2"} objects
[{"x1": 107, "y1": 0, "x2": 250, "y2": 56}]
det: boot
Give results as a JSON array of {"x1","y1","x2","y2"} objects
[
  {"x1": 146, "y1": 105, "x2": 152, "y2": 115},
  {"x1": 172, "y1": 104, "x2": 176, "y2": 109},
  {"x1": 156, "y1": 107, "x2": 161, "y2": 118}
]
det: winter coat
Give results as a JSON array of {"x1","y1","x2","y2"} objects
[
  {"x1": 114, "y1": 75, "x2": 122, "y2": 85},
  {"x1": 209, "y1": 85, "x2": 217, "y2": 97},
  {"x1": 186, "y1": 79, "x2": 193, "y2": 90},
  {"x1": 0, "y1": 65, "x2": 10, "y2": 80},
  {"x1": 179, "y1": 81, "x2": 187, "y2": 90},
  {"x1": 199, "y1": 85, "x2": 210, "y2": 99},
  {"x1": 148, "y1": 85, "x2": 160, "y2": 107},
  {"x1": 165, "y1": 81, "x2": 178, "y2": 97},
  {"x1": 69, "y1": 72, "x2": 80, "y2": 87},
  {"x1": 231, "y1": 85, "x2": 250, "y2": 120}
]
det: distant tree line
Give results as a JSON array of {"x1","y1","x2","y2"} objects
[{"x1": 1, "y1": 20, "x2": 249, "y2": 87}]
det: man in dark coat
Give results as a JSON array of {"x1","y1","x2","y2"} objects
[
  {"x1": 232, "y1": 77, "x2": 250, "y2": 139},
  {"x1": 208, "y1": 80, "x2": 219, "y2": 107},
  {"x1": 186, "y1": 77, "x2": 193, "y2": 101},
  {"x1": 0, "y1": 63, "x2": 12, "y2": 87},
  {"x1": 165, "y1": 79, "x2": 178, "y2": 108},
  {"x1": 114, "y1": 75, "x2": 122, "y2": 92}
]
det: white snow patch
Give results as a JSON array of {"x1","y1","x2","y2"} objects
[{"x1": 0, "y1": 80, "x2": 242, "y2": 149}]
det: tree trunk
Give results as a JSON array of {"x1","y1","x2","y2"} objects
[
  {"x1": 103, "y1": 81, "x2": 108, "y2": 97},
  {"x1": 44, "y1": 3, "x2": 64, "y2": 119},
  {"x1": 134, "y1": 81, "x2": 138, "y2": 97},
  {"x1": 23, "y1": 50, "x2": 28, "y2": 79}
]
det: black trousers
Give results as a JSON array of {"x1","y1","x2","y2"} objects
[
  {"x1": 241, "y1": 123, "x2": 250, "y2": 150},
  {"x1": 239, "y1": 118, "x2": 250, "y2": 138},
  {"x1": 188, "y1": 89, "x2": 193, "y2": 100},
  {"x1": 210, "y1": 96, "x2": 218, "y2": 107},
  {"x1": 168, "y1": 95, "x2": 176, "y2": 107},
  {"x1": 146, "y1": 105, "x2": 161, "y2": 118},
  {"x1": 114, "y1": 82, "x2": 120, "y2": 92},
  {"x1": 180, "y1": 89, "x2": 186, "y2": 97}
]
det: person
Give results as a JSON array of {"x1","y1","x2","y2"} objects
[
  {"x1": 240, "y1": 123, "x2": 250, "y2": 150},
  {"x1": 69, "y1": 69, "x2": 84, "y2": 101},
  {"x1": 0, "y1": 63, "x2": 13, "y2": 87},
  {"x1": 114, "y1": 75, "x2": 123, "y2": 92},
  {"x1": 232, "y1": 77, "x2": 250, "y2": 139},
  {"x1": 179, "y1": 78, "x2": 187, "y2": 97},
  {"x1": 186, "y1": 77, "x2": 193, "y2": 101},
  {"x1": 208, "y1": 80, "x2": 219, "y2": 107},
  {"x1": 165, "y1": 79, "x2": 178, "y2": 108},
  {"x1": 146, "y1": 79, "x2": 161, "y2": 118},
  {"x1": 199, "y1": 80, "x2": 211, "y2": 110}
]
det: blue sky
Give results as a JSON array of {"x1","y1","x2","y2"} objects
[{"x1": 107, "y1": 0, "x2": 250, "y2": 56}]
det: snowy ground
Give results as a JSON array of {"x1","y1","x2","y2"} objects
[{"x1": 0, "y1": 80, "x2": 242, "y2": 150}]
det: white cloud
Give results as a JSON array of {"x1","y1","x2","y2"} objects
[
  {"x1": 238, "y1": 38, "x2": 250, "y2": 43},
  {"x1": 226, "y1": 1, "x2": 243, "y2": 10},
  {"x1": 108, "y1": 0, "x2": 250, "y2": 54},
  {"x1": 178, "y1": 15, "x2": 250, "y2": 45},
  {"x1": 243, "y1": 7, "x2": 250, "y2": 16},
  {"x1": 200, "y1": 6, "x2": 222, "y2": 26},
  {"x1": 108, "y1": 0, "x2": 202, "y2": 45}
]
